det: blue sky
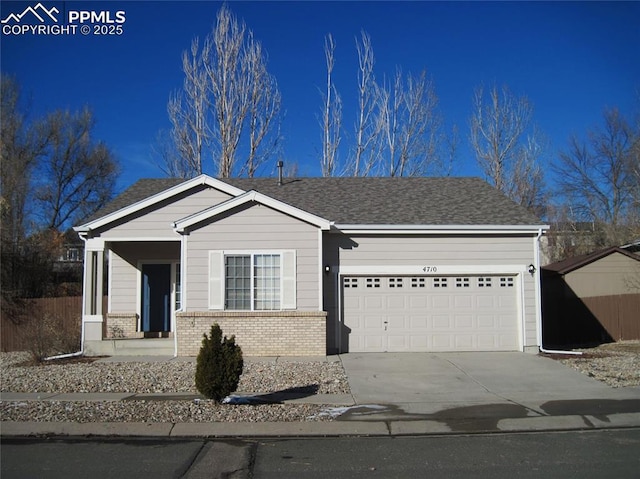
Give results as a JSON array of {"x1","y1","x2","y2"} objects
[{"x1": 2, "y1": 1, "x2": 639, "y2": 193}]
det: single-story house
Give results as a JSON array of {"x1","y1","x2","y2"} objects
[
  {"x1": 74, "y1": 174, "x2": 549, "y2": 356},
  {"x1": 542, "y1": 247, "x2": 640, "y2": 346}
]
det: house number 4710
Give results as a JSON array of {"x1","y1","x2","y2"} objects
[{"x1": 422, "y1": 266, "x2": 438, "y2": 273}]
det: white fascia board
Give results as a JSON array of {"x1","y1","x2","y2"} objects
[
  {"x1": 173, "y1": 190, "x2": 332, "y2": 232},
  {"x1": 93, "y1": 237, "x2": 181, "y2": 242},
  {"x1": 77, "y1": 175, "x2": 245, "y2": 232},
  {"x1": 333, "y1": 224, "x2": 550, "y2": 234}
]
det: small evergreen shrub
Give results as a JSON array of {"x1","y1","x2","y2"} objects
[{"x1": 195, "y1": 323, "x2": 244, "y2": 402}]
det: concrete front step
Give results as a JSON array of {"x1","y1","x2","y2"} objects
[{"x1": 84, "y1": 339, "x2": 174, "y2": 356}]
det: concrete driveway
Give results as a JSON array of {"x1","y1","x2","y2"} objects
[{"x1": 338, "y1": 352, "x2": 640, "y2": 422}]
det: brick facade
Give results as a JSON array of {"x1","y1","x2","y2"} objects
[
  {"x1": 176, "y1": 311, "x2": 327, "y2": 356},
  {"x1": 105, "y1": 313, "x2": 143, "y2": 339}
]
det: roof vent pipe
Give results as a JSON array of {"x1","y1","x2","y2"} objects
[{"x1": 277, "y1": 160, "x2": 284, "y2": 186}]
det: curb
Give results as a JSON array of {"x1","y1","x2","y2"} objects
[{"x1": 2, "y1": 413, "x2": 640, "y2": 439}]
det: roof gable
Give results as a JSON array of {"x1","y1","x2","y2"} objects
[
  {"x1": 75, "y1": 175, "x2": 244, "y2": 232},
  {"x1": 173, "y1": 190, "x2": 331, "y2": 232}
]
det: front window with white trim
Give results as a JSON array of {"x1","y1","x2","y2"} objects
[{"x1": 210, "y1": 251, "x2": 295, "y2": 311}]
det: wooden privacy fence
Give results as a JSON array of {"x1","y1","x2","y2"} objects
[
  {"x1": 582, "y1": 294, "x2": 640, "y2": 341},
  {"x1": 543, "y1": 293, "x2": 640, "y2": 346},
  {"x1": 1, "y1": 296, "x2": 107, "y2": 352}
]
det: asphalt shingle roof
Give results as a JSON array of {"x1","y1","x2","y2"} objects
[{"x1": 85, "y1": 176, "x2": 545, "y2": 227}]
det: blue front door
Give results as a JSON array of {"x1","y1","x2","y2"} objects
[{"x1": 141, "y1": 264, "x2": 171, "y2": 332}]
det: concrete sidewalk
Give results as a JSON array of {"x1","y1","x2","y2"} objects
[
  {"x1": 2, "y1": 413, "x2": 640, "y2": 438},
  {"x1": 2, "y1": 352, "x2": 640, "y2": 438}
]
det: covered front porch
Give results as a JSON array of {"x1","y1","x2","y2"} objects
[{"x1": 81, "y1": 239, "x2": 182, "y2": 356}]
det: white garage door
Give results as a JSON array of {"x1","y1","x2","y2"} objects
[{"x1": 342, "y1": 275, "x2": 519, "y2": 352}]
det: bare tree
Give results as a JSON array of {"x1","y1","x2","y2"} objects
[
  {"x1": 243, "y1": 35, "x2": 282, "y2": 177},
  {"x1": 379, "y1": 69, "x2": 441, "y2": 177},
  {"x1": 165, "y1": 38, "x2": 210, "y2": 178},
  {"x1": 470, "y1": 84, "x2": 545, "y2": 211},
  {"x1": 320, "y1": 34, "x2": 342, "y2": 177},
  {"x1": 554, "y1": 107, "x2": 639, "y2": 247},
  {"x1": 36, "y1": 108, "x2": 118, "y2": 229},
  {"x1": 0, "y1": 75, "x2": 46, "y2": 243},
  {"x1": 506, "y1": 131, "x2": 547, "y2": 216},
  {"x1": 162, "y1": 5, "x2": 281, "y2": 178},
  {"x1": 350, "y1": 31, "x2": 383, "y2": 176},
  {"x1": 1, "y1": 77, "x2": 118, "y2": 303}
]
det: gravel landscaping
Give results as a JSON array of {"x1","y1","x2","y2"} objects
[
  {"x1": 2, "y1": 342, "x2": 638, "y2": 423},
  {"x1": 0, "y1": 352, "x2": 350, "y2": 423},
  {"x1": 544, "y1": 340, "x2": 640, "y2": 388}
]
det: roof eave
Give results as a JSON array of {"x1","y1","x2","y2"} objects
[{"x1": 332, "y1": 224, "x2": 550, "y2": 234}]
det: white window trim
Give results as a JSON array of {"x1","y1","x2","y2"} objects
[{"x1": 209, "y1": 250, "x2": 296, "y2": 311}]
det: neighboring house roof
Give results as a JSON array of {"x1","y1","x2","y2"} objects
[
  {"x1": 83, "y1": 175, "x2": 545, "y2": 230},
  {"x1": 621, "y1": 239, "x2": 640, "y2": 254},
  {"x1": 542, "y1": 246, "x2": 640, "y2": 275}
]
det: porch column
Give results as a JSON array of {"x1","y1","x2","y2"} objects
[{"x1": 83, "y1": 239, "x2": 105, "y2": 341}]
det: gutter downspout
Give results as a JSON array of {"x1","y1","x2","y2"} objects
[
  {"x1": 45, "y1": 235, "x2": 88, "y2": 361},
  {"x1": 535, "y1": 228, "x2": 582, "y2": 356}
]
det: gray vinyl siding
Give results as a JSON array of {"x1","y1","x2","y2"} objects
[
  {"x1": 564, "y1": 253, "x2": 640, "y2": 298},
  {"x1": 97, "y1": 186, "x2": 232, "y2": 238},
  {"x1": 185, "y1": 203, "x2": 320, "y2": 311},
  {"x1": 323, "y1": 233, "x2": 539, "y2": 352},
  {"x1": 109, "y1": 242, "x2": 180, "y2": 313},
  {"x1": 329, "y1": 235, "x2": 534, "y2": 265}
]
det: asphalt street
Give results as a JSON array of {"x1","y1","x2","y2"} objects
[{"x1": 2, "y1": 429, "x2": 640, "y2": 479}]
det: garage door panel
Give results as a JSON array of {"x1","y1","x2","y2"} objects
[
  {"x1": 387, "y1": 315, "x2": 408, "y2": 329},
  {"x1": 364, "y1": 315, "x2": 385, "y2": 329},
  {"x1": 343, "y1": 275, "x2": 519, "y2": 353},
  {"x1": 454, "y1": 295, "x2": 473, "y2": 308},
  {"x1": 409, "y1": 296, "x2": 428, "y2": 308},
  {"x1": 363, "y1": 335, "x2": 384, "y2": 351},
  {"x1": 387, "y1": 295, "x2": 407, "y2": 309},
  {"x1": 387, "y1": 335, "x2": 409, "y2": 350},
  {"x1": 499, "y1": 296, "x2": 517, "y2": 308},
  {"x1": 432, "y1": 314, "x2": 453, "y2": 329},
  {"x1": 454, "y1": 314, "x2": 473, "y2": 328},
  {"x1": 364, "y1": 296, "x2": 383, "y2": 308},
  {"x1": 476, "y1": 296, "x2": 496, "y2": 308},
  {"x1": 432, "y1": 295, "x2": 452, "y2": 308},
  {"x1": 477, "y1": 315, "x2": 497, "y2": 328},
  {"x1": 409, "y1": 335, "x2": 429, "y2": 350},
  {"x1": 454, "y1": 335, "x2": 474, "y2": 349},
  {"x1": 477, "y1": 334, "x2": 498, "y2": 349},
  {"x1": 409, "y1": 315, "x2": 428, "y2": 329},
  {"x1": 432, "y1": 335, "x2": 454, "y2": 350},
  {"x1": 343, "y1": 295, "x2": 362, "y2": 309}
]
